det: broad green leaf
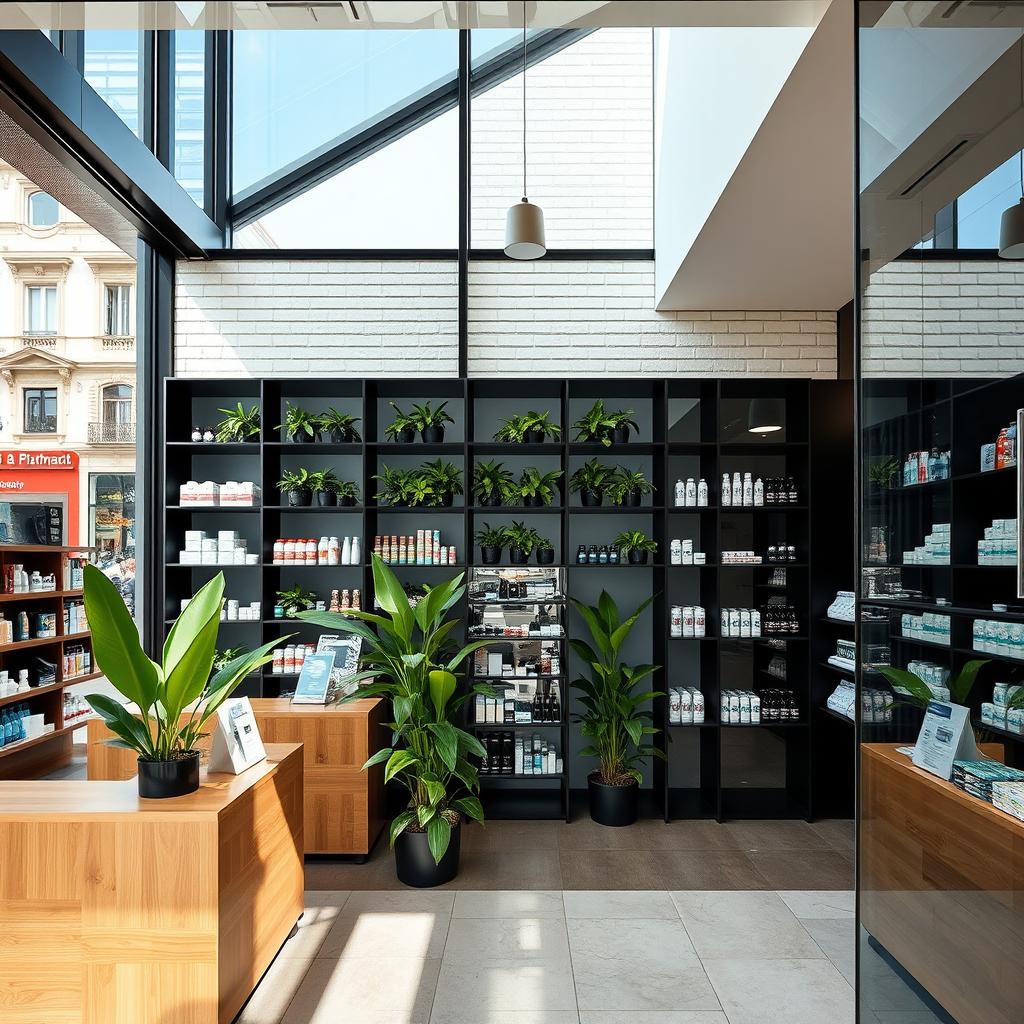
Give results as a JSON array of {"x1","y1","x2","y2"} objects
[
  {"x1": 452, "y1": 796, "x2": 484, "y2": 823},
  {"x1": 162, "y1": 572, "x2": 224, "y2": 680},
  {"x1": 597, "y1": 590, "x2": 620, "y2": 633},
  {"x1": 417, "y1": 803, "x2": 435, "y2": 828},
  {"x1": 161, "y1": 600, "x2": 222, "y2": 722},
  {"x1": 86, "y1": 693, "x2": 155, "y2": 757},
  {"x1": 426, "y1": 814, "x2": 452, "y2": 865},
  {"x1": 424, "y1": 778, "x2": 446, "y2": 805},
  {"x1": 571, "y1": 600, "x2": 613, "y2": 661},
  {"x1": 362, "y1": 747, "x2": 394, "y2": 771},
  {"x1": 950, "y1": 659, "x2": 990, "y2": 705},
  {"x1": 428, "y1": 669, "x2": 457, "y2": 720},
  {"x1": 296, "y1": 610, "x2": 380, "y2": 646},
  {"x1": 389, "y1": 810, "x2": 416, "y2": 847},
  {"x1": 428, "y1": 721, "x2": 458, "y2": 771},
  {"x1": 877, "y1": 667, "x2": 933, "y2": 709},
  {"x1": 384, "y1": 749, "x2": 420, "y2": 783},
  {"x1": 623, "y1": 717, "x2": 643, "y2": 746},
  {"x1": 444, "y1": 641, "x2": 493, "y2": 674},
  {"x1": 455, "y1": 728, "x2": 487, "y2": 759},
  {"x1": 609, "y1": 595, "x2": 655, "y2": 654},
  {"x1": 371, "y1": 555, "x2": 414, "y2": 636}
]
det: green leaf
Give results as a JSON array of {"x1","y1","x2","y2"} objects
[
  {"x1": 362, "y1": 747, "x2": 394, "y2": 771},
  {"x1": 877, "y1": 667, "x2": 933, "y2": 708},
  {"x1": 455, "y1": 728, "x2": 487, "y2": 759},
  {"x1": 426, "y1": 814, "x2": 452, "y2": 865},
  {"x1": 597, "y1": 590, "x2": 620, "y2": 634},
  {"x1": 444, "y1": 641, "x2": 494, "y2": 675},
  {"x1": 161, "y1": 597, "x2": 222, "y2": 722},
  {"x1": 389, "y1": 810, "x2": 416, "y2": 847},
  {"x1": 162, "y1": 572, "x2": 224, "y2": 681},
  {"x1": 950, "y1": 659, "x2": 990, "y2": 705},
  {"x1": 571, "y1": 600, "x2": 613, "y2": 661},
  {"x1": 428, "y1": 669, "x2": 457, "y2": 720},
  {"x1": 452, "y1": 796, "x2": 484, "y2": 823},
  {"x1": 86, "y1": 693, "x2": 155, "y2": 758},
  {"x1": 384, "y1": 749, "x2": 420, "y2": 783},
  {"x1": 623, "y1": 717, "x2": 643, "y2": 746},
  {"x1": 428, "y1": 721, "x2": 458, "y2": 771},
  {"x1": 417, "y1": 803, "x2": 436, "y2": 828},
  {"x1": 370, "y1": 555, "x2": 414, "y2": 636},
  {"x1": 609, "y1": 595, "x2": 655, "y2": 654},
  {"x1": 424, "y1": 778, "x2": 446, "y2": 805}
]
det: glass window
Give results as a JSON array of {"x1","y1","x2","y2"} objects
[
  {"x1": 102, "y1": 384, "x2": 133, "y2": 428},
  {"x1": 84, "y1": 30, "x2": 142, "y2": 137},
  {"x1": 24, "y1": 388, "x2": 57, "y2": 433},
  {"x1": 89, "y1": 473, "x2": 136, "y2": 594},
  {"x1": 24, "y1": 285, "x2": 57, "y2": 335},
  {"x1": 956, "y1": 151, "x2": 1020, "y2": 249},
  {"x1": 104, "y1": 284, "x2": 132, "y2": 336},
  {"x1": 174, "y1": 31, "x2": 206, "y2": 208},
  {"x1": 26, "y1": 191, "x2": 59, "y2": 227}
]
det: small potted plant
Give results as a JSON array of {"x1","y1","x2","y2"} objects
[
  {"x1": 373, "y1": 465, "x2": 414, "y2": 507},
  {"x1": 475, "y1": 523, "x2": 507, "y2": 565},
  {"x1": 505, "y1": 521, "x2": 540, "y2": 565},
  {"x1": 318, "y1": 408, "x2": 362, "y2": 443},
  {"x1": 278, "y1": 402, "x2": 320, "y2": 443},
  {"x1": 607, "y1": 468, "x2": 655, "y2": 508},
  {"x1": 473, "y1": 460, "x2": 515, "y2": 507},
  {"x1": 494, "y1": 411, "x2": 561, "y2": 444},
  {"x1": 277, "y1": 468, "x2": 313, "y2": 507},
  {"x1": 308, "y1": 468, "x2": 338, "y2": 506},
  {"x1": 570, "y1": 458, "x2": 612, "y2": 507},
  {"x1": 84, "y1": 566, "x2": 282, "y2": 798},
  {"x1": 516, "y1": 467, "x2": 562, "y2": 507},
  {"x1": 869, "y1": 457, "x2": 901, "y2": 491},
  {"x1": 276, "y1": 584, "x2": 317, "y2": 619},
  {"x1": 421, "y1": 459, "x2": 463, "y2": 507},
  {"x1": 215, "y1": 401, "x2": 261, "y2": 443},
  {"x1": 573, "y1": 399, "x2": 617, "y2": 447},
  {"x1": 334, "y1": 479, "x2": 360, "y2": 507},
  {"x1": 536, "y1": 537, "x2": 556, "y2": 565},
  {"x1": 411, "y1": 400, "x2": 455, "y2": 443},
  {"x1": 608, "y1": 408, "x2": 639, "y2": 444},
  {"x1": 384, "y1": 403, "x2": 417, "y2": 443},
  {"x1": 614, "y1": 529, "x2": 658, "y2": 565}
]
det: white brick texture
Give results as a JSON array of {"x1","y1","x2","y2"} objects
[{"x1": 862, "y1": 259, "x2": 1024, "y2": 377}]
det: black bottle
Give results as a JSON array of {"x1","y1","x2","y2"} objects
[
  {"x1": 787, "y1": 477, "x2": 798, "y2": 504},
  {"x1": 577, "y1": 544, "x2": 588, "y2": 564},
  {"x1": 550, "y1": 686, "x2": 561, "y2": 722},
  {"x1": 609, "y1": 545, "x2": 619, "y2": 564},
  {"x1": 598, "y1": 545, "x2": 609, "y2": 564},
  {"x1": 532, "y1": 689, "x2": 544, "y2": 722},
  {"x1": 588, "y1": 544, "x2": 598, "y2": 564}
]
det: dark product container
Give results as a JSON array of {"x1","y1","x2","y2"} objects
[
  {"x1": 286, "y1": 488, "x2": 312, "y2": 508},
  {"x1": 138, "y1": 750, "x2": 201, "y2": 799},
  {"x1": 394, "y1": 820, "x2": 461, "y2": 887},
  {"x1": 628, "y1": 549, "x2": 649, "y2": 565},
  {"x1": 612, "y1": 424, "x2": 630, "y2": 444},
  {"x1": 588, "y1": 774, "x2": 638, "y2": 826}
]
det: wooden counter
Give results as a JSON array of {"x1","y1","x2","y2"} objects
[
  {"x1": 861, "y1": 742, "x2": 1024, "y2": 1024},
  {"x1": 87, "y1": 697, "x2": 387, "y2": 856},
  {"x1": 0, "y1": 743, "x2": 304, "y2": 1024}
]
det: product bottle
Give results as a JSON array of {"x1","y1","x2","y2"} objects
[
  {"x1": 191, "y1": 426, "x2": 202, "y2": 442},
  {"x1": 341, "y1": 536, "x2": 352, "y2": 565},
  {"x1": 742, "y1": 472, "x2": 753, "y2": 507},
  {"x1": 550, "y1": 687, "x2": 561, "y2": 722},
  {"x1": 721, "y1": 473, "x2": 732, "y2": 507},
  {"x1": 351, "y1": 537, "x2": 361, "y2": 565},
  {"x1": 598, "y1": 545, "x2": 609, "y2": 565},
  {"x1": 576, "y1": 545, "x2": 587, "y2": 564},
  {"x1": 352, "y1": 589, "x2": 361, "y2": 611},
  {"x1": 318, "y1": 536, "x2": 330, "y2": 564},
  {"x1": 588, "y1": 545, "x2": 598, "y2": 564},
  {"x1": 674, "y1": 479, "x2": 686, "y2": 507},
  {"x1": 753, "y1": 477, "x2": 764, "y2": 506},
  {"x1": 608, "y1": 546, "x2": 619, "y2": 564},
  {"x1": 685, "y1": 478, "x2": 697, "y2": 506},
  {"x1": 732, "y1": 472, "x2": 742, "y2": 506},
  {"x1": 787, "y1": 477, "x2": 798, "y2": 504},
  {"x1": 697, "y1": 478, "x2": 708, "y2": 507}
]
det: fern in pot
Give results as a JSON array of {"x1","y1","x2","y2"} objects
[
  {"x1": 318, "y1": 408, "x2": 362, "y2": 443},
  {"x1": 412, "y1": 400, "x2": 455, "y2": 443},
  {"x1": 278, "y1": 402, "x2": 320, "y2": 443},
  {"x1": 570, "y1": 458, "x2": 612, "y2": 507},
  {"x1": 505, "y1": 520, "x2": 541, "y2": 565},
  {"x1": 308, "y1": 468, "x2": 338, "y2": 506},
  {"x1": 615, "y1": 529, "x2": 658, "y2": 565},
  {"x1": 299, "y1": 556, "x2": 492, "y2": 887},
  {"x1": 333, "y1": 478, "x2": 360, "y2": 507},
  {"x1": 535, "y1": 536, "x2": 556, "y2": 565},
  {"x1": 385, "y1": 403, "x2": 417, "y2": 443},
  {"x1": 607, "y1": 467, "x2": 655, "y2": 508},
  {"x1": 475, "y1": 522, "x2": 507, "y2": 565},
  {"x1": 277, "y1": 468, "x2": 313, "y2": 507},
  {"x1": 84, "y1": 566, "x2": 281, "y2": 798},
  {"x1": 215, "y1": 402, "x2": 261, "y2": 443},
  {"x1": 473, "y1": 460, "x2": 515, "y2": 508},
  {"x1": 516, "y1": 467, "x2": 562, "y2": 508}
]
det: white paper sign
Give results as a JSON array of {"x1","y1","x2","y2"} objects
[
  {"x1": 208, "y1": 697, "x2": 266, "y2": 775},
  {"x1": 912, "y1": 700, "x2": 979, "y2": 781}
]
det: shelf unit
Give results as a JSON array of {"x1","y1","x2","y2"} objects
[
  {"x1": 162, "y1": 377, "x2": 852, "y2": 821},
  {"x1": 0, "y1": 544, "x2": 95, "y2": 779}
]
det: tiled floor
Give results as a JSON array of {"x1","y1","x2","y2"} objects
[{"x1": 236, "y1": 888, "x2": 857, "y2": 1024}]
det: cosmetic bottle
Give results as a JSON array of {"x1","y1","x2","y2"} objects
[
  {"x1": 608, "y1": 546, "x2": 619, "y2": 564},
  {"x1": 341, "y1": 536, "x2": 352, "y2": 565},
  {"x1": 328, "y1": 536, "x2": 340, "y2": 565},
  {"x1": 674, "y1": 479, "x2": 686, "y2": 506},
  {"x1": 598, "y1": 545, "x2": 609, "y2": 565},
  {"x1": 576, "y1": 545, "x2": 587, "y2": 564},
  {"x1": 351, "y1": 537, "x2": 361, "y2": 564},
  {"x1": 697, "y1": 478, "x2": 708, "y2": 507},
  {"x1": 329, "y1": 590, "x2": 341, "y2": 613},
  {"x1": 685, "y1": 478, "x2": 697, "y2": 506},
  {"x1": 742, "y1": 472, "x2": 753, "y2": 507},
  {"x1": 753, "y1": 477, "x2": 764, "y2": 506},
  {"x1": 588, "y1": 545, "x2": 598, "y2": 564},
  {"x1": 318, "y1": 536, "x2": 330, "y2": 564},
  {"x1": 721, "y1": 473, "x2": 732, "y2": 507},
  {"x1": 191, "y1": 426, "x2": 202, "y2": 442},
  {"x1": 732, "y1": 472, "x2": 742, "y2": 506}
]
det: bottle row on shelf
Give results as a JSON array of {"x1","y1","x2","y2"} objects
[
  {"x1": 2, "y1": 563, "x2": 59, "y2": 594},
  {"x1": 721, "y1": 688, "x2": 799, "y2": 724},
  {"x1": 973, "y1": 618, "x2": 1024, "y2": 661},
  {"x1": 669, "y1": 539, "x2": 708, "y2": 565},
  {"x1": 981, "y1": 681, "x2": 1024, "y2": 733},
  {"x1": 825, "y1": 681, "x2": 893, "y2": 723},
  {"x1": 718, "y1": 474, "x2": 800, "y2": 508},
  {"x1": 473, "y1": 646, "x2": 561, "y2": 678},
  {"x1": 668, "y1": 686, "x2": 706, "y2": 724},
  {"x1": 272, "y1": 536, "x2": 362, "y2": 566},
  {"x1": 477, "y1": 731, "x2": 563, "y2": 776},
  {"x1": 373, "y1": 532, "x2": 456, "y2": 566},
  {"x1": 473, "y1": 684, "x2": 562, "y2": 724},
  {"x1": 0, "y1": 703, "x2": 47, "y2": 746}
]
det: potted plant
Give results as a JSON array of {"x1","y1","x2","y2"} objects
[
  {"x1": 869, "y1": 457, "x2": 901, "y2": 491},
  {"x1": 573, "y1": 400, "x2": 618, "y2": 447},
  {"x1": 570, "y1": 458, "x2": 612, "y2": 507},
  {"x1": 607, "y1": 468, "x2": 655, "y2": 508},
  {"x1": 505, "y1": 521, "x2": 541, "y2": 565},
  {"x1": 421, "y1": 459, "x2": 463, "y2": 507},
  {"x1": 570, "y1": 590, "x2": 663, "y2": 826},
  {"x1": 278, "y1": 402, "x2": 320, "y2": 443},
  {"x1": 608, "y1": 408, "x2": 640, "y2": 444},
  {"x1": 494, "y1": 411, "x2": 561, "y2": 444},
  {"x1": 276, "y1": 584, "x2": 317, "y2": 619},
  {"x1": 84, "y1": 566, "x2": 281, "y2": 798},
  {"x1": 411, "y1": 400, "x2": 455, "y2": 443},
  {"x1": 384, "y1": 403, "x2": 417, "y2": 443},
  {"x1": 614, "y1": 529, "x2": 658, "y2": 565},
  {"x1": 475, "y1": 523, "x2": 507, "y2": 565},
  {"x1": 516, "y1": 467, "x2": 562, "y2": 508},
  {"x1": 374, "y1": 465, "x2": 415, "y2": 507},
  {"x1": 277, "y1": 468, "x2": 313, "y2": 507},
  {"x1": 318, "y1": 408, "x2": 362, "y2": 443},
  {"x1": 473, "y1": 460, "x2": 515, "y2": 507},
  {"x1": 215, "y1": 401, "x2": 261, "y2": 443},
  {"x1": 298, "y1": 556, "x2": 492, "y2": 887},
  {"x1": 308, "y1": 468, "x2": 338, "y2": 506},
  {"x1": 333, "y1": 479, "x2": 360, "y2": 507},
  {"x1": 536, "y1": 537, "x2": 556, "y2": 565},
  {"x1": 878, "y1": 660, "x2": 989, "y2": 715}
]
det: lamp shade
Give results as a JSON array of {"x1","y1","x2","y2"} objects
[
  {"x1": 504, "y1": 200, "x2": 546, "y2": 260},
  {"x1": 999, "y1": 199, "x2": 1024, "y2": 259},
  {"x1": 748, "y1": 396, "x2": 784, "y2": 434}
]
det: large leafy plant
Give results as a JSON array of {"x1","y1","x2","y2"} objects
[
  {"x1": 877, "y1": 659, "x2": 989, "y2": 710},
  {"x1": 84, "y1": 564, "x2": 281, "y2": 760},
  {"x1": 216, "y1": 402, "x2": 261, "y2": 442},
  {"x1": 298, "y1": 555, "x2": 492, "y2": 864},
  {"x1": 570, "y1": 591, "x2": 664, "y2": 785}
]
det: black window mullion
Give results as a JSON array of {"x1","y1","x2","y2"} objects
[{"x1": 206, "y1": 30, "x2": 231, "y2": 236}]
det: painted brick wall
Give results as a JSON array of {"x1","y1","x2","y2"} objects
[{"x1": 862, "y1": 259, "x2": 1024, "y2": 377}]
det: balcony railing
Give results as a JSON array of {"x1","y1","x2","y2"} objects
[
  {"x1": 88, "y1": 421, "x2": 135, "y2": 444},
  {"x1": 101, "y1": 335, "x2": 135, "y2": 350}
]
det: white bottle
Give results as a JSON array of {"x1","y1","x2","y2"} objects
[
  {"x1": 732, "y1": 472, "x2": 742, "y2": 506},
  {"x1": 697, "y1": 478, "x2": 708, "y2": 507},
  {"x1": 751, "y1": 608, "x2": 761, "y2": 637},
  {"x1": 351, "y1": 536, "x2": 361, "y2": 565},
  {"x1": 341, "y1": 536, "x2": 352, "y2": 565},
  {"x1": 753, "y1": 477, "x2": 764, "y2": 506},
  {"x1": 685, "y1": 478, "x2": 696, "y2": 507},
  {"x1": 721, "y1": 474, "x2": 732, "y2": 507},
  {"x1": 674, "y1": 479, "x2": 686, "y2": 507},
  {"x1": 670, "y1": 539, "x2": 682, "y2": 565},
  {"x1": 742, "y1": 472, "x2": 753, "y2": 507},
  {"x1": 694, "y1": 605, "x2": 706, "y2": 637}
]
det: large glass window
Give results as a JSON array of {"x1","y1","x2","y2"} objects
[
  {"x1": 24, "y1": 388, "x2": 57, "y2": 433},
  {"x1": 84, "y1": 30, "x2": 142, "y2": 137},
  {"x1": 956, "y1": 151, "x2": 1020, "y2": 249},
  {"x1": 26, "y1": 190, "x2": 59, "y2": 227},
  {"x1": 174, "y1": 31, "x2": 206, "y2": 207},
  {"x1": 104, "y1": 283, "x2": 132, "y2": 336},
  {"x1": 24, "y1": 285, "x2": 57, "y2": 335},
  {"x1": 102, "y1": 384, "x2": 133, "y2": 430}
]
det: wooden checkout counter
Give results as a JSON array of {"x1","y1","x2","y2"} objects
[
  {"x1": 0, "y1": 743, "x2": 304, "y2": 1024},
  {"x1": 86, "y1": 697, "x2": 388, "y2": 857},
  {"x1": 861, "y1": 742, "x2": 1024, "y2": 1024}
]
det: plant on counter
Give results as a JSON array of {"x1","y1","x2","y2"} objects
[
  {"x1": 333, "y1": 478, "x2": 360, "y2": 507},
  {"x1": 84, "y1": 566, "x2": 283, "y2": 798},
  {"x1": 473, "y1": 460, "x2": 516, "y2": 507},
  {"x1": 385, "y1": 402, "x2": 419, "y2": 443},
  {"x1": 515, "y1": 467, "x2": 562, "y2": 508},
  {"x1": 570, "y1": 458, "x2": 613, "y2": 507},
  {"x1": 215, "y1": 401, "x2": 261, "y2": 443},
  {"x1": 278, "y1": 402, "x2": 320, "y2": 443},
  {"x1": 420, "y1": 459, "x2": 464, "y2": 507},
  {"x1": 505, "y1": 520, "x2": 542, "y2": 564},
  {"x1": 494, "y1": 410, "x2": 561, "y2": 444},
  {"x1": 275, "y1": 584, "x2": 318, "y2": 618},
  {"x1": 613, "y1": 529, "x2": 658, "y2": 565},
  {"x1": 868, "y1": 457, "x2": 901, "y2": 490},
  {"x1": 535, "y1": 536, "x2": 556, "y2": 565},
  {"x1": 297, "y1": 555, "x2": 493, "y2": 886},
  {"x1": 606, "y1": 467, "x2": 655, "y2": 508},
  {"x1": 570, "y1": 590, "x2": 663, "y2": 826},
  {"x1": 307, "y1": 468, "x2": 338, "y2": 506},
  {"x1": 573, "y1": 400, "x2": 639, "y2": 447},
  {"x1": 411, "y1": 400, "x2": 455, "y2": 443},
  {"x1": 277, "y1": 468, "x2": 314, "y2": 507},
  {"x1": 317, "y1": 408, "x2": 362, "y2": 443},
  {"x1": 475, "y1": 522, "x2": 507, "y2": 565}
]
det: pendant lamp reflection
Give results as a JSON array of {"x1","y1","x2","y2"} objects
[
  {"x1": 748, "y1": 397, "x2": 784, "y2": 434},
  {"x1": 999, "y1": 152, "x2": 1024, "y2": 259},
  {"x1": 504, "y1": 4, "x2": 546, "y2": 260}
]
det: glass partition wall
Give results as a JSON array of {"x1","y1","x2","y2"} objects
[{"x1": 857, "y1": 6, "x2": 1024, "y2": 1023}]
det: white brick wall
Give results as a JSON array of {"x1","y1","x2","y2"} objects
[{"x1": 862, "y1": 259, "x2": 1024, "y2": 377}]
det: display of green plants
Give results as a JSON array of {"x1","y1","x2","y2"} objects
[
  {"x1": 215, "y1": 401, "x2": 261, "y2": 443},
  {"x1": 420, "y1": 459, "x2": 464, "y2": 506},
  {"x1": 297, "y1": 556, "x2": 493, "y2": 870},
  {"x1": 275, "y1": 584, "x2": 317, "y2": 618},
  {"x1": 570, "y1": 458, "x2": 613, "y2": 505},
  {"x1": 411, "y1": 401, "x2": 455, "y2": 442},
  {"x1": 606, "y1": 467, "x2": 655, "y2": 507},
  {"x1": 573, "y1": 400, "x2": 639, "y2": 446},
  {"x1": 473, "y1": 460, "x2": 516, "y2": 506},
  {"x1": 277, "y1": 402, "x2": 320, "y2": 442},
  {"x1": 374, "y1": 462, "x2": 463, "y2": 508},
  {"x1": 384, "y1": 402, "x2": 418, "y2": 442},
  {"x1": 374, "y1": 465, "x2": 418, "y2": 507},
  {"x1": 333, "y1": 478, "x2": 360, "y2": 506},
  {"x1": 317, "y1": 408, "x2": 362, "y2": 443},
  {"x1": 515, "y1": 467, "x2": 562, "y2": 507},
  {"x1": 494, "y1": 411, "x2": 561, "y2": 443},
  {"x1": 475, "y1": 522, "x2": 507, "y2": 564},
  {"x1": 307, "y1": 468, "x2": 337, "y2": 495},
  {"x1": 877, "y1": 660, "x2": 989, "y2": 711},
  {"x1": 535, "y1": 535, "x2": 556, "y2": 565},
  {"x1": 869, "y1": 457, "x2": 901, "y2": 490},
  {"x1": 277, "y1": 468, "x2": 314, "y2": 506},
  {"x1": 505, "y1": 520, "x2": 542, "y2": 563},
  {"x1": 614, "y1": 529, "x2": 658, "y2": 564}
]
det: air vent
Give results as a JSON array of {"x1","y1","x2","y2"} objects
[{"x1": 894, "y1": 136, "x2": 979, "y2": 198}]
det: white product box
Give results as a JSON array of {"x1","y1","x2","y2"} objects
[
  {"x1": 233, "y1": 549, "x2": 246, "y2": 564},
  {"x1": 245, "y1": 554, "x2": 259, "y2": 565},
  {"x1": 179, "y1": 550, "x2": 201, "y2": 565},
  {"x1": 196, "y1": 481, "x2": 219, "y2": 506},
  {"x1": 488, "y1": 653, "x2": 504, "y2": 677},
  {"x1": 217, "y1": 530, "x2": 239, "y2": 542},
  {"x1": 200, "y1": 552, "x2": 217, "y2": 565},
  {"x1": 179, "y1": 481, "x2": 201, "y2": 505}
]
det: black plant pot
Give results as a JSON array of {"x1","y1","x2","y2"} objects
[
  {"x1": 339, "y1": 495, "x2": 357, "y2": 507},
  {"x1": 395, "y1": 427, "x2": 415, "y2": 443},
  {"x1": 480, "y1": 545, "x2": 502, "y2": 565},
  {"x1": 290, "y1": 430, "x2": 320, "y2": 444},
  {"x1": 328, "y1": 428, "x2": 354, "y2": 444},
  {"x1": 612, "y1": 425, "x2": 630, "y2": 444},
  {"x1": 580, "y1": 488, "x2": 603, "y2": 508},
  {"x1": 509, "y1": 547, "x2": 529, "y2": 565},
  {"x1": 395, "y1": 820, "x2": 461, "y2": 887},
  {"x1": 522, "y1": 494, "x2": 544, "y2": 508},
  {"x1": 623, "y1": 490, "x2": 642, "y2": 507},
  {"x1": 479, "y1": 494, "x2": 502, "y2": 508},
  {"x1": 438, "y1": 492, "x2": 455, "y2": 507},
  {"x1": 315, "y1": 490, "x2": 336, "y2": 507},
  {"x1": 524, "y1": 428, "x2": 545, "y2": 444},
  {"x1": 628, "y1": 549, "x2": 649, "y2": 565},
  {"x1": 588, "y1": 774, "x2": 638, "y2": 827},
  {"x1": 138, "y1": 751, "x2": 200, "y2": 799},
  {"x1": 287, "y1": 488, "x2": 312, "y2": 508},
  {"x1": 421, "y1": 425, "x2": 446, "y2": 443},
  {"x1": 536, "y1": 547, "x2": 555, "y2": 565}
]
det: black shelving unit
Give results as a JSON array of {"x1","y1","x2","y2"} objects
[{"x1": 163, "y1": 376, "x2": 852, "y2": 821}]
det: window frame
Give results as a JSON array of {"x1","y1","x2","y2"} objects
[
  {"x1": 101, "y1": 382, "x2": 134, "y2": 427},
  {"x1": 23, "y1": 283, "x2": 59, "y2": 336},
  {"x1": 103, "y1": 282, "x2": 133, "y2": 336},
  {"x1": 25, "y1": 190, "x2": 59, "y2": 228},
  {"x1": 23, "y1": 386, "x2": 58, "y2": 434}
]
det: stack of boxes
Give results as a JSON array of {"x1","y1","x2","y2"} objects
[
  {"x1": 972, "y1": 618, "x2": 1024, "y2": 660},
  {"x1": 179, "y1": 530, "x2": 259, "y2": 566},
  {"x1": 977, "y1": 518, "x2": 1018, "y2": 565},
  {"x1": 668, "y1": 686, "x2": 705, "y2": 724},
  {"x1": 980, "y1": 682, "x2": 1024, "y2": 733},
  {"x1": 178, "y1": 480, "x2": 261, "y2": 507},
  {"x1": 901, "y1": 611, "x2": 951, "y2": 646},
  {"x1": 902, "y1": 523, "x2": 950, "y2": 565}
]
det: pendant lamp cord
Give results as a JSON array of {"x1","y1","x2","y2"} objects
[{"x1": 522, "y1": 1, "x2": 527, "y2": 202}]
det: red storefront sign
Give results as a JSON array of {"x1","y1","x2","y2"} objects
[{"x1": 0, "y1": 450, "x2": 80, "y2": 542}]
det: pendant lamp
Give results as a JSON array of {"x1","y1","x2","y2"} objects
[
  {"x1": 505, "y1": 3, "x2": 546, "y2": 260},
  {"x1": 999, "y1": 152, "x2": 1024, "y2": 259},
  {"x1": 748, "y1": 397, "x2": 785, "y2": 434}
]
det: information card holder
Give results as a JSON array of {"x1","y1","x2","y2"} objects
[
  {"x1": 208, "y1": 696, "x2": 267, "y2": 774},
  {"x1": 912, "y1": 699, "x2": 980, "y2": 781}
]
